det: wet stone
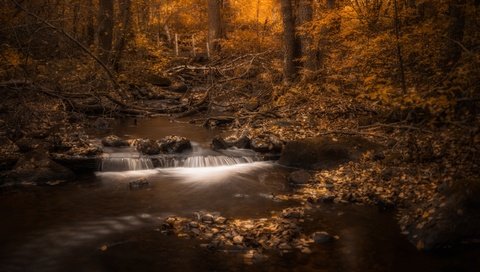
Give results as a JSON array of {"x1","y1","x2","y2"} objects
[{"x1": 311, "y1": 231, "x2": 333, "y2": 244}]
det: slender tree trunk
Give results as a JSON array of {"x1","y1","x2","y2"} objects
[
  {"x1": 393, "y1": 0, "x2": 407, "y2": 93},
  {"x1": 443, "y1": 0, "x2": 466, "y2": 68},
  {"x1": 297, "y1": 0, "x2": 315, "y2": 73},
  {"x1": 208, "y1": 0, "x2": 225, "y2": 52},
  {"x1": 280, "y1": 0, "x2": 297, "y2": 82},
  {"x1": 112, "y1": 0, "x2": 132, "y2": 71},
  {"x1": 97, "y1": 0, "x2": 114, "y2": 64},
  {"x1": 86, "y1": 0, "x2": 95, "y2": 45}
]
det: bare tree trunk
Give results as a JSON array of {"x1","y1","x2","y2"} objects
[
  {"x1": 297, "y1": 0, "x2": 315, "y2": 73},
  {"x1": 86, "y1": 0, "x2": 95, "y2": 45},
  {"x1": 443, "y1": 0, "x2": 466, "y2": 68},
  {"x1": 280, "y1": 0, "x2": 297, "y2": 82},
  {"x1": 112, "y1": 0, "x2": 132, "y2": 71},
  {"x1": 208, "y1": 0, "x2": 226, "y2": 52},
  {"x1": 98, "y1": 0, "x2": 114, "y2": 64},
  {"x1": 393, "y1": 0, "x2": 407, "y2": 93}
]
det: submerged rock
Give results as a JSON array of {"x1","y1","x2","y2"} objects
[
  {"x1": 288, "y1": 170, "x2": 312, "y2": 185},
  {"x1": 129, "y1": 178, "x2": 150, "y2": 190},
  {"x1": 102, "y1": 135, "x2": 129, "y2": 147},
  {"x1": 311, "y1": 231, "x2": 333, "y2": 244}
]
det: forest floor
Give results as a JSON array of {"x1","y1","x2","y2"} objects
[{"x1": 0, "y1": 54, "x2": 479, "y2": 253}]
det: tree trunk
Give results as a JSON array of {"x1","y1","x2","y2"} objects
[
  {"x1": 297, "y1": 0, "x2": 315, "y2": 73},
  {"x1": 443, "y1": 0, "x2": 466, "y2": 68},
  {"x1": 280, "y1": 0, "x2": 297, "y2": 82},
  {"x1": 112, "y1": 0, "x2": 133, "y2": 71},
  {"x1": 86, "y1": 0, "x2": 95, "y2": 45},
  {"x1": 393, "y1": 0, "x2": 407, "y2": 93},
  {"x1": 97, "y1": 0, "x2": 114, "y2": 64},
  {"x1": 208, "y1": 0, "x2": 226, "y2": 52}
]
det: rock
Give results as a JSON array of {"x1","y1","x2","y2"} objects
[
  {"x1": 279, "y1": 136, "x2": 381, "y2": 170},
  {"x1": 201, "y1": 214, "x2": 215, "y2": 224},
  {"x1": 158, "y1": 136, "x2": 192, "y2": 154},
  {"x1": 102, "y1": 135, "x2": 129, "y2": 147},
  {"x1": 50, "y1": 153, "x2": 98, "y2": 172},
  {"x1": 128, "y1": 178, "x2": 150, "y2": 190},
  {"x1": 135, "y1": 138, "x2": 160, "y2": 155},
  {"x1": 8, "y1": 151, "x2": 75, "y2": 184},
  {"x1": 311, "y1": 231, "x2": 333, "y2": 244},
  {"x1": 211, "y1": 136, "x2": 251, "y2": 150},
  {"x1": 214, "y1": 216, "x2": 227, "y2": 224},
  {"x1": 211, "y1": 136, "x2": 230, "y2": 150},
  {"x1": 288, "y1": 170, "x2": 311, "y2": 185},
  {"x1": 251, "y1": 135, "x2": 283, "y2": 153}
]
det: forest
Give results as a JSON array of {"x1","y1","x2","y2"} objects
[{"x1": 0, "y1": 0, "x2": 479, "y2": 271}]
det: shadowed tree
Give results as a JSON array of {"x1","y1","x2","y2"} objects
[
  {"x1": 208, "y1": 0, "x2": 226, "y2": 52},
  {"x1": 98, "y1": 0, "x2": 114, "y2": 64},
  {"x1": 280, "y1": 0, "x2": 297, "y2": 82}
]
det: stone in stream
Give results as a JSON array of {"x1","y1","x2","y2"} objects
[
  {"x1": 211, "y1": 135, "x2": 251, "y2": 150},
  {"x1": 135, "y1": 138, "x2": 161, "y2": 155},
  {"x1": 128, "y1": 178, "x2": 150, "y2": 190},
  {"x1": 101, "y1": 135, "x2": 129, "y2": 147},
  {"x1": 158, "y1": 136, "x2": 192, "y2": 154},
  {"x1": 311, "y1": 231, "x2": 334, "y2": 244},
  {"x1": 250, "y1": 135, "x2": 283, "y2": 153},
  {"x1": 288, "y1": 170, "x2": 312, "y2": 185}
]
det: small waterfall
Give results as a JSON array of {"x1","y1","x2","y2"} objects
[
  {"x1": 100, "y1": 153, "x2": 154, "y2": 172},
  {"x1": 178, "y1": 155, "x2": 256, "y2": 168}
]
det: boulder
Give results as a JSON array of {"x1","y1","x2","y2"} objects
[
  {"x1": 311, "y1": 231, "x2": 333, "y2": 244},
  {"x1": 158, "y1": 136, "x2": 192, "y2": 154},
  {"x1": 288, "y1": 170, "x2": 312, "y2": 185},
  {"x1": 211, "y1": 135, "x2": 251, "y2": 150},
  {"x1": 101, "y1": 135, "x2": 129, "y2": 147},
  {"x1": 129, "y1": 178, "x2": 150, "y2": 190},
  {"x1": 279, "y1": 136, "x2": 380, "y2": 170},
  {"x1": 250, "y1": 135, "x2": 283, "y2": 153},
  {"x1": 135, "y1": 138, "x2": 161, "y2": 155},
  {"x1": 8, "y1": 150, "x2": 75, "y2": 184}
]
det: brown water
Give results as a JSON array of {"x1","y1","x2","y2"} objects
[{"x1": 0, "y1": 117, "x2": 478, "y2": 272}]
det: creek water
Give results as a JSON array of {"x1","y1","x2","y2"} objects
[{"x1": 0, "y1": 118, "x2": 478, "y2": 272}]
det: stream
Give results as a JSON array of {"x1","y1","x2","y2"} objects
[{"x1": 0, "y1": 117, "x2": 478, "y2": 271}]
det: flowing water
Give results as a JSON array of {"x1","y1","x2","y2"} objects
[{"x1": 0, "y1": 118, "x2": 478, "y2": 272}]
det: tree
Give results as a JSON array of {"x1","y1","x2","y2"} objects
[
  {"x1": 208, "y1": 0, "x2": 226, "y2": 52},
  {"x1": 112, "y1": 0, "x2": 133, "y2": 71},
  {"x1": 297, "y1": 0, "x2": 315, "y2": 73},
  {"x1": 98, "y1": 0, "x2": 114, "y2": 64},
  {"x1": 443, "y1": 0, "x2": 466, "y2": 69},
  {"x1": 280, "y1": 0, "x2": 297, "y2": 82}
]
